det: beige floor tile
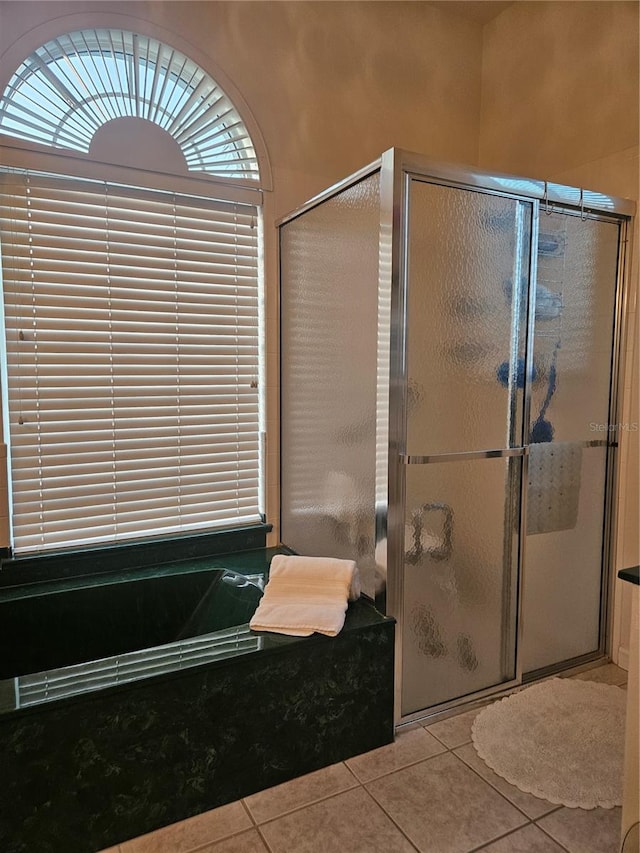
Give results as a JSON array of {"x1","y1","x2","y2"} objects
[
  {"x1": 346, "y1": 724, "x2": 446, "y2": 782},
  {"x1": 476, "y1": 823, "x2": 567, "y2": 852},
  {"x1": 243, "y1": 761, "x2": 358, "y2": 824},
  {"x1": 423, "y1": 705, "x2": 486, "y2": 748},
  {"x1": 568, "y1": 663, "x2": 627, "y2": 686},
  {"x1": 119, "y1": 801, "x2": 252, "y2": 853},
  {"x1": 453, "y1": 743, "x2": 559, "y2": 820},
  {"x1": 536, "y1": 806, "x2": 622, "y2": 853},
  {"x1": 367, "y1": 751, "x2": 526, "y2": 853},
  {"x1": 259, "y1": 786, "x2": 417, "y2": 853},
  {"x1": 198, "y1": 829, "x2": 270, "y2": 853}
]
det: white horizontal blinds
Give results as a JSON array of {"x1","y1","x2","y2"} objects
[{"x1": 0, "y1": 172, "x2": 261, "y2": 553}]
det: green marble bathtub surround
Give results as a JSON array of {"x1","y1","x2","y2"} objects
[{"x1": 0, "y1": 546, "x2": 395, "y2": 853}]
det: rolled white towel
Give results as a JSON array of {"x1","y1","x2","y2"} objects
[
  {"x1": 269, "y1": 554, "x2": 361, "y2": 600},
  {"x1": 249, "y1": 554, "x2": 360, "y2": 637}
]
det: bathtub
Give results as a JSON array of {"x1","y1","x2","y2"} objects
[
  {"x1": 0, "y1": 546, "x2": 394, "y2": 853},
  {"x1": 0, "y1": 565, "x2": 265, "y2": 702}
]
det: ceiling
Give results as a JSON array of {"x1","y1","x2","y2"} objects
[{"x1": 428, "y1": 2, "x2": 513, "y2": 24}]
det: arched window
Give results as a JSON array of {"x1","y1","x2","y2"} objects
[
  {"x1": 0, "y1": 29, "x2": 265, "y2": 554},
  {"x1": 0, "y1": 29, "x2": 259, "y2": 179}
]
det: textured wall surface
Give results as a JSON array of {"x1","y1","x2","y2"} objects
[{"x1": 479, "y1": 1, "x2": 639, "y2": 181}]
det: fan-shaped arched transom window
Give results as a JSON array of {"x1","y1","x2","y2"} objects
[{"x1": 0, "y1": 28, "x2": 259, "y2": 180}]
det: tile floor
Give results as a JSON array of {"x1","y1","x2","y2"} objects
[{"x1": 99, "y1": 663, "x2": 628, "y2": 853}]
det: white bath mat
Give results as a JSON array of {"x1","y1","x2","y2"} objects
[{"x1": 471, "y1": 677, "x2": 626, "y2": 809}]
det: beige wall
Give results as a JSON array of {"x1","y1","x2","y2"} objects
[{"x1": 479, "y1": 1, "x2": 639, "y2": 181}]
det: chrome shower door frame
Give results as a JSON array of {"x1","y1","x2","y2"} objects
[{"x1": 378, "y1": 149, "x2": 635, "y2": 725}]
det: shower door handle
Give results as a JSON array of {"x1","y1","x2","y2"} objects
[{"x1": 401, "y1": 447, "x2": 528, "y2": 465}]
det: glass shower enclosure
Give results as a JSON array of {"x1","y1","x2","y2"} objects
[{"x1": 278, "y1": 149, "x2": 634, "y2": 723}]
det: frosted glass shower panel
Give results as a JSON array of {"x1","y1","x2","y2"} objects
[
  {"x1": 402, "y1": 457, "x2": 519, "y2": 715},
  {"x1": 522, "y1": 210, "x2": 622, "y2": 674},
  {"x1": 280, "y1": 174, "x2": 381, "y2": 596},
  {"x1": 522, "y1": 447, "x2": 608, "y2": 671},
  {"x1": 529, "y1": 211, "x2": 620, "y2": 443},
  {"x1": 406, "y1": 181, "x2": 532, "y2": 455}
]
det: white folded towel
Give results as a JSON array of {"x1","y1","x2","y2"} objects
[{"x1": 249, "y1": 554, "x2": 360, "y2": 638}]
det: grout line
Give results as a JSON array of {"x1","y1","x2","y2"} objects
[
  {"x1": 444, "y1": 749, "x2": 536, "y2": 827},
  {"x1": 466, "y1": 818, "x2": 535, "y2": 852},
  {"x1": 169, "y1": 804, "x2": 262, "y2": 853},
  {"x1": 247, "y1": 778, "x2": 362, "y2": 827},
  {"x1": 426, "y1": 732, "x2": 473, "y2": 749},
  {"x1": 187, "y1": 832, "x2": 249, "y2": 853},
  {"x1": 451, "y1": 742, "x2": 560, "y2": 822},
  {"x1": 241, "y1": 797, "x2": 258, "y2": 826},
  {"x1": 347, "y1": 749, "x2": 449, "y2": 785},
  {"x1": 533, "y1": 818, "x2": 574, "y2": 853},
  {"x1": 359, "y1": 784, "x2": 422, "y2": 853},
  {"x1": 539, "y1": 804, "x2": 565, "y2": 819},
  {"x1": 256, "y1": 822, "x2": 275, "y2": 853},
  {"x1": 421, "y1": 715, "x2": 476, "y2": 749},
  {"x1": 364, "y1": 746, "x2": 570, "y2": 853},
  {"x1": 341, "y1": 758, "x2": 364, "y2": 784}
]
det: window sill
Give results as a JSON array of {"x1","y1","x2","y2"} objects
[{"x1": 0, "y1": 523, "x2": 272, "y2": 590}]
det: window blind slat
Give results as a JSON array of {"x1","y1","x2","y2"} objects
[{"x1": 0, "y1": 170, "x2": 262, "y2": 553}]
